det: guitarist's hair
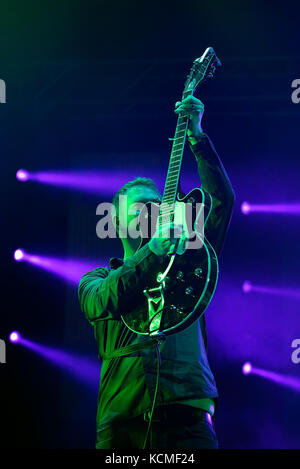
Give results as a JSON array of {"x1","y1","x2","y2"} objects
[{"x1": 112, "y1": 177, "x2": 161, "y2": 216}]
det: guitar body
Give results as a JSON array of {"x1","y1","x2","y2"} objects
[{"x1": 121, "y1": 188, "x2": 219, "y2": 335}]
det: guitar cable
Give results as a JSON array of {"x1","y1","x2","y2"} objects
[
  {"x1": 102, "y1": 332, "x2": 164, "y2": 449},
  {"x1": 142, "y1": 341, "x2": 162, "y2": 449}
]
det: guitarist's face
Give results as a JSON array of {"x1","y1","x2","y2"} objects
[{"x1": 117, "y1": 186, "x2": 161, "y2": 241}]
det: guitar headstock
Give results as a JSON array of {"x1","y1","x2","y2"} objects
[{"x1": 183, "y1": 47, "x2": 222, "y2": 94}]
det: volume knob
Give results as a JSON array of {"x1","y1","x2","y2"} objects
[
  {"x1": 176, "y1": 271, "x2": 184, "y2": 281},
  {"x1": 194, "y1": 267, "x2": 203, "y2": 278},
  {"x1": 185, "y1": 286, "x2": 194, "y2": 295}
]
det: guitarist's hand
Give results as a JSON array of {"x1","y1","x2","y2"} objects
[
  {"x1": 149, "y1": 223, "x2": 184, "y2": 257},
  {"x1": 174, "y1": 95, "x2": 204, "y2": 142}
]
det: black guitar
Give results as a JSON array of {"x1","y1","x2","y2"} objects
[{"x1": 121, "y1": 47, "x2": 222, "y2": 336}]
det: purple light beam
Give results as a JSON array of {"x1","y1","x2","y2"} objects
[
  {"x1": 16, "y1": 169, "x2": 165, "y2": 195},
  {"x1": 11, "y1": 334, "x2": 100, "y2": 387},
  {"x1": 242, "y1": 280, "x2": 300, "y2": 300},
  {"x1": 241, "y1": 201, "x2": 300, "y2": 215},
  {"x1": 14, "y1": 249, "x2": 104, "y2": 284},
  {"x1": 15, "y1": 168, "x2": 203, "y2": 199},
  {"x1": 244, "y1": 363, "x2": 300, "y2": 393}
]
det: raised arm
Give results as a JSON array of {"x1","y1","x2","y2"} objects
[
  {"x1": 175, "y1": 96, "x2": 235, "y2": 256},
  {"x1": 189, "y1": 133, "x2": 235, "y2": 256}
]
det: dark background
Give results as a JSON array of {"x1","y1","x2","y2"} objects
[{"x1": 1, "y1": 0, "x2": 300, "y2": 448}]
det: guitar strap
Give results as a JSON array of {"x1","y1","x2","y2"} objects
[{"x1": 101, "y1": 333, "x2": 165, "y2": 360}]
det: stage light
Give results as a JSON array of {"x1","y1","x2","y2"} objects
[
  {"x1": 14, "y1": 249, "x2": 25, "y2": 261},
  {"x1": 242, "y1": 281, "x2": 300, "y2": 300},
  {"x1": 242, "y1": 362, "x2": 300, "y2": 393},
  {"x1": 241, "y1": 201, "x2": 300, "y2": 215},
  {"x1": 242, "y1": 280, "x2": 252, "y2": 293},
  {"x1": 11, "y1": 334, "x2": 99, "y2": 387},
  {"x1": 17, "y1": 169, "x2": 164, "y2": 195},
  {"x1": 242, "y1": 361, "x2": 252, "y2": 375},
  {"x1": 13, "y1": 249, "x2": 103, "y2": 284},
  {"x1": 241, "y1": 201, "x2": 250, "y2": 214},
  {"x1": 9, "y1": 331, "x2": 21, "y2": 343},
  {"x1": 14, "y1": 167, "x2": 201, "y2": 199},
  {"x1": 16, "y1": 169, "x2": 30, "y2": 181}
]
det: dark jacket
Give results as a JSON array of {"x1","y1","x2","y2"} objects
[{"x1": 78, "y1": 133, "x2": 235, "y2": 432}]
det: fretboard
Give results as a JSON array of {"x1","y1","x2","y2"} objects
[{"x1": 159, "y1": 90, "x2": 193, "y2": 225}]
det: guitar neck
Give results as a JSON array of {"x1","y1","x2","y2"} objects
[
  {"x1": 160, "y1": 90, "x2": 193, "y2": 223},
  {"x1": 158, "y1": 47, "x2": 221, "y2": 226}
]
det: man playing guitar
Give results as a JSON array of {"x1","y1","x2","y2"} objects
[{"x1": 78, "y1": 86, "x2": 235, "y2": 448}]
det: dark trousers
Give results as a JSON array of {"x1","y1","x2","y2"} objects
[{"x1": 96, "y1": 404, "x2": 218, "y2": 450}]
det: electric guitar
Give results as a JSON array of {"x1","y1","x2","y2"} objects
[{"x1": 121, "y1": 47, "x2": 222, "y2": 336}]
